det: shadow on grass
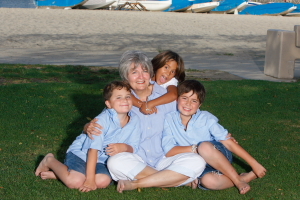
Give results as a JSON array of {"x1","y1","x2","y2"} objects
[
  {"x1": 232, "y1": 156, "x2": 252, "y2": 172},
  {"x1": 56, "y1": 93, "x2": 106, "y2": 161}
]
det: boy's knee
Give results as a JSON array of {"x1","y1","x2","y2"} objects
[
  {"x1": 200, "y1": 173, "x2": 222, "y2": 190},
  {"x1": 95, "y1": 175, "x2": 112, "y2": 188},
  {"x1": 65, "y1": 177, "x2": 84, "y2": 189},
  {"x1": 107, "y1": 152, "x2": 132, "y2": 172},
  {"x1": 198, "y1": 142, "x2": 214, "y2": 156}
]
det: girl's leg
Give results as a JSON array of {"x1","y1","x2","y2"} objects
[
  {"x1": 198, "y1": 142, "x2": 250, "y2": 194},
  {"x1": 35, "y1": 153, "x2": 85, "y2": 189}
]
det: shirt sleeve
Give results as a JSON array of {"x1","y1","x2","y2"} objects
[
  {"x1": 159, "y1": 78, "x2": 178, "y2": 89},
  {"x1": 162, "y1": 117, "x2": 178, "y2": 154},
  {"x1": 81, "y1": 111, "x2": 108, "y2": 152},
  {"x1": 205, "y1": 112, "x2": 228, "y2": 141}
]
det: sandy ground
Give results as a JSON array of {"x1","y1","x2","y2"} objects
[{"x1": 0, "y1": 8, "x2": 299, "y2": 81}]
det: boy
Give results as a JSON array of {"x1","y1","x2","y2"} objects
[
  {"x1": 35, "y1": 81, "x2": 141, "y2": 192},
  {"x1": 162, "y1": 80, "x2": 266, "y2": 194}
]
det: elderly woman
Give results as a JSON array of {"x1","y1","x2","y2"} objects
[{"x1": 85, "y1": 50, "x2": 205, "y2": 192}]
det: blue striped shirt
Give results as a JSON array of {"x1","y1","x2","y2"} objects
[
  {"x1": 132, "y1": 82, "x2": 176, "y2": 168},
  {"x1": 67, "y1": 108, "x2": 141, "y2": 164},
  {"x1": 162, "y1": 109, "x2": 229, "y2": 154}
]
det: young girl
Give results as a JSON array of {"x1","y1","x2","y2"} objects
[{"x1": 132, "y1": 50, "x2": 185, "y2": 114}]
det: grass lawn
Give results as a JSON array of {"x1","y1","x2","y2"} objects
[{"x1": 0, "y1": 64, "x2": 299, "y2": 200}]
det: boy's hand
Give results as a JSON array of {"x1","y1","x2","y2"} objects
[
  {"x1": 226, "y1": 133, "x2": 238, "y2": 144},
  {"x1": 79, "y1": 179, "x2": 97, "y2": 192},
  {"x1": 106, "y1": 143, "x2": 127, "y2": 156},
  {"x1": 84, "y1": 118, "x2": 103, "y2": 140},
  {"x1": 140, "y1": 102, "x2": 157, "y2": 115}
]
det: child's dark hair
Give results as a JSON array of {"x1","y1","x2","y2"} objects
[
  {"x1": 151, "y1": 50, "x2": 185, "y2": 82},
  {"x1": 178, "y1": 80, "x2": 206, "y2": 103},
  {"x1": 103, "y1": 81, "x2": 131, "y2": 101}
]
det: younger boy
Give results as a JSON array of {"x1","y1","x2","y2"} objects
[
  {"x1": 35, "y1": 81, "x2": 141, "y2": 192},
  {"x1": 162, "y1": 80, "x2": 266, "y2": 194}
]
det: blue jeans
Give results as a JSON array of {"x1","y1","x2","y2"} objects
[
  {"x1": 64, "y1": 152, "x2": 111, "y2": 178},
  {"x1": 197, "y1": 141, "x2": 232, "y2": 190}
]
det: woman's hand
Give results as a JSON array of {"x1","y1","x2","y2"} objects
[
  {"x1": 83, "y1": 118, "x2": 103, "y2": 140},
  {"x1": 106, "y1": 143, "x2": 129, "y2": 156},
  {"x1": 139, "y1": 102, "x2": 157, "y2": 115}
]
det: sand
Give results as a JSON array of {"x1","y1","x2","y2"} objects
[{"x1": 0, "y1": 8, "x2": 299, "y2": 81}]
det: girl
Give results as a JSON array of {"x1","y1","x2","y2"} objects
[{"x1": 132, "y1": 50, "x2": 185, "y2": 114}]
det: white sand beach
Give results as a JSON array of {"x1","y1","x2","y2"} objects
[{"x1": 0, "y1": 8, "x2": 299, "y2": 81}]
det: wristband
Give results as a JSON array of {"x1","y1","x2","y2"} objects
[{"x1": 191, "y1": 144, "x2": 198, "y2": 153}]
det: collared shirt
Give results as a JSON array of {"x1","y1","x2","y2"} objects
[
  {"x1": 67, "y1": 108, "x2": 141, "y2": 164},
  {"x1": 131, "y1": 82, "x2": 176, "y2": 168},
  {"x1": 162, "y1": 109, "x2": 228, "y2": 154},
  {"x1": 159, "y1": 77, "x2": 178, "y2": 89}
]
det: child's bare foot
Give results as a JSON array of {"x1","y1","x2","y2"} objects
[
  {"x1": 185, "y1": 179, "x2": 198, "y2": 189},
  {"x1": 240, "y1": 171, "x2": 258, "y2": 183},
  {"x1": 191, "y1": 179, "x2": 199, "y2": 189},
  {"x1": 117, "y1": 180, "x2": 136, "y2": 193},
  {"x1": 40, "y1": 171, "x2": 57, "y2": 180},
  {"x1": 236, "y1": 181, "x2": 250, "y2": 194},
  {"x1": 35, "y1": 153, "x2": 54, "y2": 176},
  {"x1": 252, "y1": 163, "x2": 267, "y2": 178}
]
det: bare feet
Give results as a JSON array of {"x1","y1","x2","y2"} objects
[
  {"x1": 235, "y1": 181, "x2": 250, "y2": 195},
  {"x1": 252, "y1": 163, "x2": 267, "y2": 178},
  {"x1": 35, "y1": 153, "x2": 54, "y2": 176},
  {"x1": 117, "y1": 180, "x2": 136, "y2": 193},
  {"x1": 186, "y1": 179, "x2": 199, "y2": 189},
  {"x1": 40, "y1": 171, "x2": 57, "y2": 180},
  {"x1": 240, "y1": 171, "x2": 258, "y2": 183}
]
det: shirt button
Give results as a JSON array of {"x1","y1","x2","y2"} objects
[{"x1": 148, "y1": 127, "x2": 150, "y2": 129}]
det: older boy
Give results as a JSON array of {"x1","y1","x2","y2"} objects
[
  {"x1": 162, "y1": 80, "x2": 266, "y2": 194},
  {"x1": 35, "y1": 81, "x2": 141, "y2": 192}
]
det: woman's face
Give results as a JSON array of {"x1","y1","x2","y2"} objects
[{"x1": 127, "y1": 64, "x2": 151, "y2": 92}]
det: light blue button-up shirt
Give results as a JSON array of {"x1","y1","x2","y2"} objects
[
  {"x1": 67, "y1": 108, "x2": 141, "y2": 164},
  {"x1": 131, "y1": 82, "x2": 176, "y2": 168},
  {"x1": 162, "y1": 109, "x2": 228, "y2": 154}
]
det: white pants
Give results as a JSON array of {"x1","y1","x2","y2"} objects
[{"x1": 107, "y1": 152, "x2": 206, "y2": 186}]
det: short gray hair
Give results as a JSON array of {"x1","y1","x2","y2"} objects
[{"x1": 119, "y1": 50, "x2": 154, "y2": 81}]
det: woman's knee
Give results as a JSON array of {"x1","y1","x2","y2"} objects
[
  {"x1": 95, "y1": 174, "x2": 112, "y2": 189},
  {"x1": 107, "y1": 152, "x2": 133, "y2": 172}
]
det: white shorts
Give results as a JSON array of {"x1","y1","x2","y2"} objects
[{"x1": 107, "y1": 152, "x2": 206, "y2": 186}]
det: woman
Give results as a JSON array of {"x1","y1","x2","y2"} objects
[{"x1": 85, "y1": 50, "x2": 206, "y2": 192}]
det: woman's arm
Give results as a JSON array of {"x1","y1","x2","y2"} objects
[
  {"x1": 83, "y1": 118, "x2": 103, "y2": 139},
  {"x1": 79, "y1": 149, "x2": 98, "y2": 192},
  {"x1": 165, "y1": 145, "x2": 194, "y2": 157},
  {"x1": 106, "y1": 143, "x2": 133, "y2": 156},
  {"x1": 221, "y1": 139, "x2": 267, "y2": 178}
]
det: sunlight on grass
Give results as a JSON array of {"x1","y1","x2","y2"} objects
[{"x1": 0, "y1": 64, "x2": 299, "y2": 200}]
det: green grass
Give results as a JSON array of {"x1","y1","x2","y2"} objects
[{"x1": 0, "y1": 64, "x2": 299, "y2": 199}]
